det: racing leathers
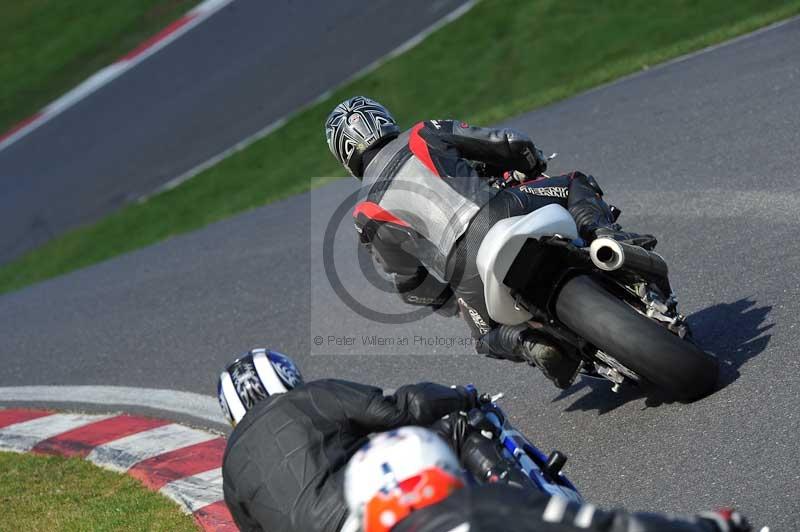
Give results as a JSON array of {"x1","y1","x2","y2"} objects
[
  {"x1": 221, "y1": 379, "x2": 476, "y2": 532},
  {"x1": 222, "y1": 378, "x2": 748, "y2": 532},
  {"x1": 353, "y1": 120, "x2": 655, "y2": 385}
]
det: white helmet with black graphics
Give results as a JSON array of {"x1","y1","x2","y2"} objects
[
  {"x1": 325, "y1": 96, "x2": 400, "y2": 178},
  {"x1": 217, "y1": 348, "x2": 304, "y2": 426}
]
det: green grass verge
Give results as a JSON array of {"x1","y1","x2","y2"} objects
[
  {"x1": 2, "y1": 0, "x2": 799, "y2": 295},
  {"x1": 0, "y1": 451, "x2": 198, "y2": 531},
  {"x1": 0, "y1": 0, "x2": 199, "y2": 133}
]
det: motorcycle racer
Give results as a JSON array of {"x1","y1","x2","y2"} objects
[
  {"x1": 218, "y1": 349, "x2": 750, "y2": 532},
  {"x1": 219, "y1": 349, "x2": 477, "y2": 532},
  {"x1": 347, "y1": 426, "x2": 751, "y2": 532},
  {"x1": 325, "y1": 96, "x2": 656, "y2": 389}
]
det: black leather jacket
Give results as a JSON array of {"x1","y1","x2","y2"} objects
[{"x1": 222, "y1": 379, "x2": 475, "y2": 532}]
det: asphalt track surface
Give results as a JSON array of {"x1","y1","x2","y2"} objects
[
  {"x1": 2, "y1": 17, "x2": 799, "y2": 530},
  {"x1": 0, "y1": 0, "x2": 468, "y2": 263}
]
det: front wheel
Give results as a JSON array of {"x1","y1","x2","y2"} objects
[{"x1": 554, "y1": 275, "x2": 718, "y2": 401}]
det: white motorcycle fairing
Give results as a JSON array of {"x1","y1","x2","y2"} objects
[{"x1": 475, "y1": 204, "x2": 579, "y2": 326}]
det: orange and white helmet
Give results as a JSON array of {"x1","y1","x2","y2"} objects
[{"x1": 344, "y1": 426, "x2": 465, "y2": 532}]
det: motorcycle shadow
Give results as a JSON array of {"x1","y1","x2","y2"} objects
[
  {"x1": 552, "y1": 378, "x2": 652, "y2": 415},
  {"x1": 688, "y1": 297, "x2": 773, "y2": 390},
  {"x1": 552, "y1": 298, "x2": 772, "y2": 414}
]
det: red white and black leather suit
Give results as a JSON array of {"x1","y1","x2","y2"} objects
[{"x1": 353, "y1": 120, "x2": 650, "y2": 362}]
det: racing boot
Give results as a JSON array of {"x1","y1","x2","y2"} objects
[
  {"x1": 476, "y1": 324, "x2": 529, "y2": 363},
  {"x1": 519, "y1": 332, "x2": 580, "y2": 390},
  {"x1": 478, "y1": 325, "x2": 579, "y2": 389},
  {"x1": 567, "y1": 172, "x2": 657, "y2": 250}
]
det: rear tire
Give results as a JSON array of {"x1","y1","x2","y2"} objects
[{"x1": 554, "y1": 275, "x2": 718, "y2": 401}]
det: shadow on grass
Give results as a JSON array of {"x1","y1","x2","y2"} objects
[{"x1": 552, "y1": 298, "x2": 772, "y2": 414}]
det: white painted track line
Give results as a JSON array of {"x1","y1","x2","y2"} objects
[
  {"x1": 0, "y1": 385, "x2": 224, "y2": 424},
  {"x1": 0, "y1": 0, "x2": 236, "y2": 152},
  {"x1": 144, "y1": 0, "x2": 480, "y2": 197},
  {"x1": 0, "y1": 413, "x2": 112, "y2": 452},
  {"x1": 147, "y1": 7, "x2": 800, "y2": 199},
  {"x1": 86, "y1": 423, "x2": 218, "y2": 471},
  {"x1": 0, "y1": 407, "x2": 233, "y2": 529}
]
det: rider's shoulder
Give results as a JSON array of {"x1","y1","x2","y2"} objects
[{"x1": 415, "y1": 119, "x2": 461, "y2": 131}]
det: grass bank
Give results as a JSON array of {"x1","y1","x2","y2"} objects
[
  {"x1": 0, "y1": 0, "x2": 199, "y2": 133},
  {"x1": 1, "y1": 0, "x2": 799, "y2": 295},
  {"x1": 0, "y1": 451, "x2": 198, "y2": 531}
]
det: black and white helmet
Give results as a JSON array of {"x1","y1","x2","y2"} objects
[
  {"x1": 325, "y1": 96, "x2": 400, "y2": 178},
  {"x1": 217, "y1": 348, "x2": 304, "y2": 426}
]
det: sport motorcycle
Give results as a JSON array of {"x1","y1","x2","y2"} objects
[
  {"x1": 475, "y1": 178, "x2": 718, "y2": 401},
  {"x1": 455, "y1": 387, "x2": 582, "y2": 502}
]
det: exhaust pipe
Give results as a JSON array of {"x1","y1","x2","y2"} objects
[{"x1": 589, "y1": 237, "x2": 669, "y2": 279}]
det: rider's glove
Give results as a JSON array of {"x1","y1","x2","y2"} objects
[
  {"x1": 698, "y1": 509, "x2": 752, "y2": 532},
  {"x1": 505, "y1": 144, "x2": 547, "y2": 180},
  {"x1": 393, "y1": 382, "x2": 477, "y2": 425},
  {"x1": 527, "y1": 145, "x2": 548, "y2": 176}
]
